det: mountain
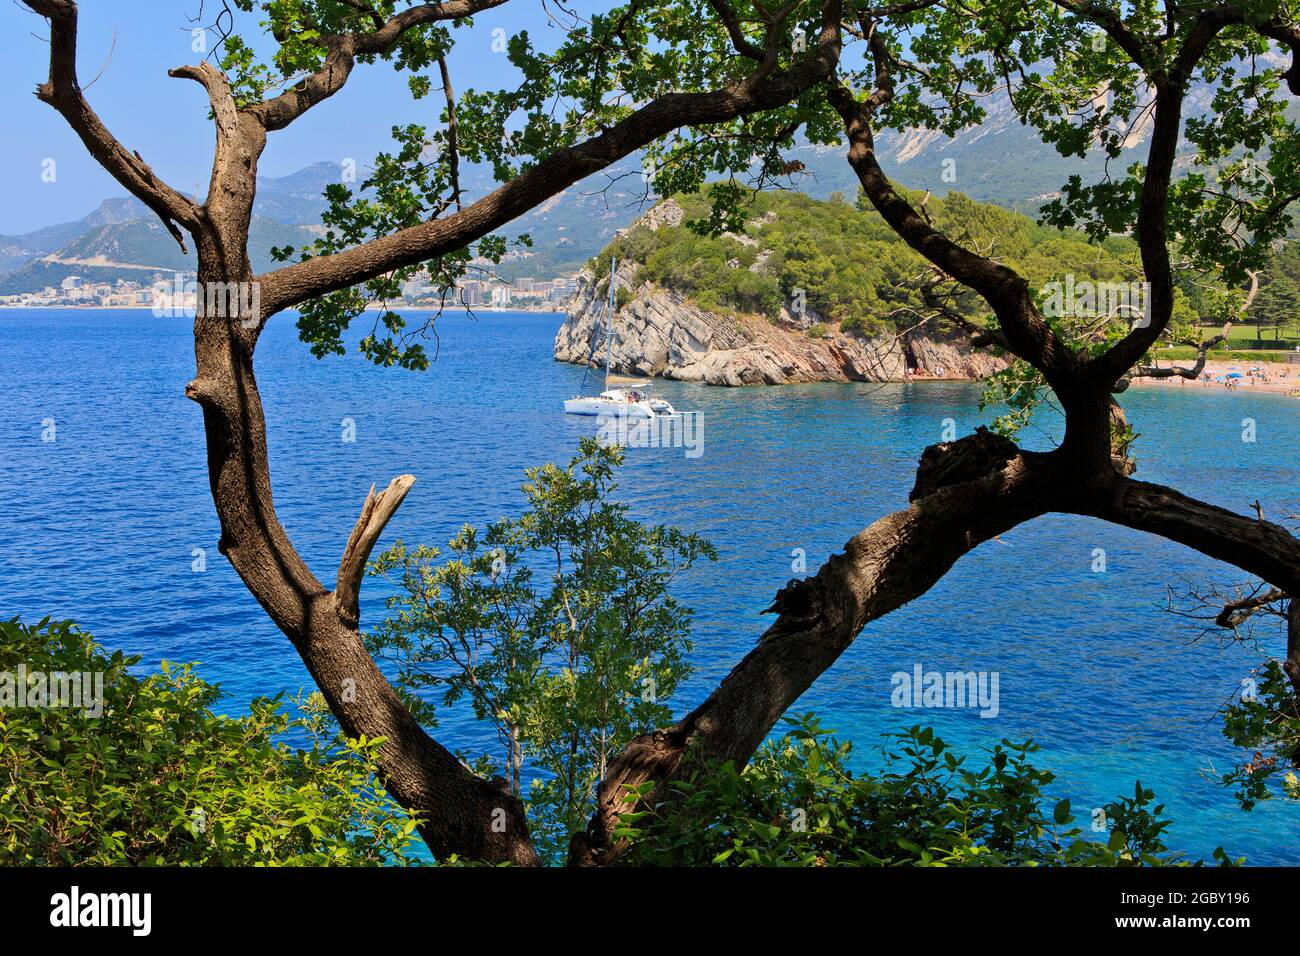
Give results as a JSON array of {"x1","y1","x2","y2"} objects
[
  {"x1": 0, "y1": 197, "x2": 145, "y2": 274},
  {"x1": 253, "y1": 162, "x2": 344, "y2": 225},
  {"x1": 0, "y1": 156, "x2": 647, "y2": 293},
  {"x1": 0, "y1": 174, "x2": 323, "y2": 294},
  {"x1": 773, "y1": 76, "x2": 1229, "y2": 211}
]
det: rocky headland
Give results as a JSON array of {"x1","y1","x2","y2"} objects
[{"x1": 553, "y1": 200, "x2": 1004, "y2": 387}]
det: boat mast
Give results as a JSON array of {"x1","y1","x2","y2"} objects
[{"x1": 605, "y1": 256, "x2": 616, "y2": 390}]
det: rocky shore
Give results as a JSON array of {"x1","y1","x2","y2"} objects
[{"x1": 553, "y1": 262, "x2": 1005, "y2": 387}]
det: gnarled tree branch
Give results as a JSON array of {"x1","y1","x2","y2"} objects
[
  {"x1": 1113, "y1": 268, "x2": 1258, "y2": 391},
  {"x1": 26, "y1": 0, "x2": 201, "y2": 249},
  {"x1": 826, "y1": 74, "x2": 1080, "y2": 391},
  {"x1": 572, "y1": 425, "x2": 1300, "y2": 863},
  {"x1": 572, "y1": 429, "x2": 1061, "y2": 864}
]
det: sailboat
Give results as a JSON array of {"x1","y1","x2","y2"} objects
[{"x1": 564, "y1": 258, "x2": 676, "y2": 419}]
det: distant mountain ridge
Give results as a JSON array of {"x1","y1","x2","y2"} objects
[
  {"x1": 0, "y1": 207, "x2": 320, "y2": 296},
  {"x1": 4, "y1": 70, "x2": 1285, "y2": 294},
  {"x1": 0, "y1": 159, "x2": 648, "y2": 293},
  {"x1": 0, "y1": 197, "x2": 143, "y2": 274}
]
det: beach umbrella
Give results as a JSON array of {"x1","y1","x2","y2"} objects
[{"x1": 1227, "y1": 372, "x2": 1243, "y2": 379}]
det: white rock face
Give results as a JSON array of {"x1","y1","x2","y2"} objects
[
  {"x1": 554, "y1": 262, "x2": 1004, "y2": 387},
  {"x1": 641, "y1": 199, "x2": 685, "y2": 231}
]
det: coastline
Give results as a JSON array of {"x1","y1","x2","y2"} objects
[
  {"x1": 7, "y1": 306, "x2": 1296, "y2": 399},
  {"x1": 1126, "y1": 359, "x2": 1300, "y2": 397}
]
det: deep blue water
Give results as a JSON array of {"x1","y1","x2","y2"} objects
[{"x1": 2, "y1": 308, "x2": 1298, "y2": 864}]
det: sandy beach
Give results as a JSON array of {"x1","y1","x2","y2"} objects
[{"x1": 1126, "y1": 359, "x2": 1300, "y2": 397}]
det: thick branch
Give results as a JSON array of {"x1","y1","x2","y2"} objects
[
  {"x1": 826, "y1": 79, "x2": 1078, "y2": 385},
  {"x1": 334, "y1": 475, "x2": 416, "y2": 627},
  {"x1": 1088, "y1": 9, "x2": 1246, "y2": 383},
  {"x1": 572, "y1": 430, "x2": 1058, "y2": 864},
  {"x1": 1048, "y1": 0, "x2": 1151, "y2": 70},
  {"x1": 1257, "y1": 20, "x2": 1300, "y2": 95},
  {"x1": 1082, "y1": 479, "x2": 1300, "y2": 595},
  {"x1": 186, "y1": 338, "x2": 536, "y2": 864},
  {"x1": 167, "y1": 61, "x2": 252, "y2": 236},
  {"x1": 170, "y1": 58, "x2": 268, "y2": 289},
  {"x1": 705, "y1": 0, "x2": 765, "y2": 61},
  {"x1": 256, "y1": 5, "x2": 844, "y2": 317},
  {"x1": 1085, "y1": 83, "x2": 1185, "y2": 382},
  {"x1": 437, "y1": 57, "x2": 462, "y2": 210},
  {"x1": 246, "y1": 0, "x2": 511, "y2": 132},
  {"x1": 169, "y1": 61, "x2": 239, "y2": 129},
  {"x1": 25, "y1": 0, "x2": 201, "y2": 249}
]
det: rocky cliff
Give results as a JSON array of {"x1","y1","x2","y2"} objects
[{"x1": 553, "y1": 223, "x2": 1004, "y2": 387}]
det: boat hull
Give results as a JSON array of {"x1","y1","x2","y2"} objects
[{"x1": 563, "y1": 397, "x2": 656, "y2": 418}]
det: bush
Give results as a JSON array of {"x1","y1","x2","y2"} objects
[
  {"x1": 1218, "y1": 660, "x2": 1300, "y2": 809},
  {"x1": 616, "y1": 715, "x2": 1237, "y2": 866},
  {"x1": 0, "y1": 617, "x2": 420, "y2": 865}
]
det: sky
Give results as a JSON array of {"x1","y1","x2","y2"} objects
[{"x1": 0, "y1": 0, "x2": 605, "y2": 235}]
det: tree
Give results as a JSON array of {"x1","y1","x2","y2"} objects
[
  {"x1": 19, "y1": 0, "x2": 845, "y2": 865},
  {"x1": 366, "y1": 440, "x2": 714, "y2": 863},
  {"x1": 1251, "y1": 269, "x2": 1300, "y2": 341},
  {"x1": 21, "y1": 0, "x2": 1300, "y2": 866}
]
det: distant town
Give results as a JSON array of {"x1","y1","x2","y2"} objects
[{"x1": 0, "y1": 271, "x2": 579, "y2": 312}]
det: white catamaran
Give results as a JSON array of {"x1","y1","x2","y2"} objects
[{"x1": 564, "y1": 258, "x2": 676, "y2": 419}]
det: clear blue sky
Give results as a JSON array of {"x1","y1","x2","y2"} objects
[{"x1": 0, "y1": 1, "x2": 597, "y2": 234}]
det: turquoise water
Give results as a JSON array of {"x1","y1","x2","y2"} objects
[{"x1": 1, "y1": 308, "x2": 1297, "y2": 863}]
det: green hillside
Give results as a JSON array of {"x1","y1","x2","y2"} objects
[{"x1": 594, "y1": 187, "x2": 1144, "y2": 335}]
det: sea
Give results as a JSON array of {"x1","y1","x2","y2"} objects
[{"x1": 2, "y1": 307, "x2": 1297, "y2": 864}]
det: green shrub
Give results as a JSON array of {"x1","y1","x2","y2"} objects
[
  {"x1": 591, "y1": 185, "x2": 1166, "y2": 336},
  {"x1": 0, "y1": 617, "x2": 420, "y2": 865},
  {"x1": 1160, "y1": 346, "x2": 1294, "y2": 364},
  {"x1": 616, "y1": 715, "x2": 1237, "y2": 867},
  {"x1": 1218, "y1": 661, "x2": 1300, "y2": 809}
]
